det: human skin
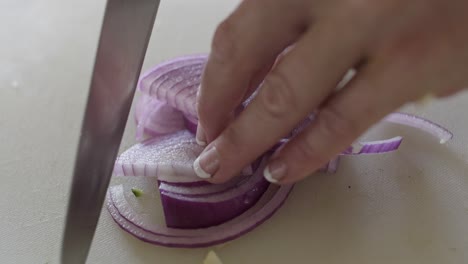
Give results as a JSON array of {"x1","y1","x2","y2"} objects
[{"x1": 193, "y1": 0, "x2": 468, "y2": 184}]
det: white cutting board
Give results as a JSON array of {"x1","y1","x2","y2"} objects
[{"x1": 1, "y1": 0, "x2": 468, "y2": 263}]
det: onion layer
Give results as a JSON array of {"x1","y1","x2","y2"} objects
[
  {"x1": 384, "y1": 112, "x2": 453, "y2": 144},
  {"x1": 106, "y1": 182, "x2": 293, "y2": 248},
  {"x1": 134, "y1": 95, "x2": 185, "y2": 141},
  {"x1": 160, "y1": 159, "x2": 270, "y2": 229}
]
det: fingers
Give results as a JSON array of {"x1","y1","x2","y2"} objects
[
  {"x1": 196, "y1": 0, "x2": 308, "y2": 144},
  {"x1": 264, "y1": 59, "x2": 413, "y2": 184},
  {"x1": 194, "y1": 19, "x2": 363, "y2": 183}
]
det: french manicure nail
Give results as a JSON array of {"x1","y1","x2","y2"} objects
[
  {"x1": 193, "y1": 146, "x2": 220, "y2": 179},
  {"x1": 263, "y1": 160, "x2": 287, "y2": 183},
  {"x1": 196, "y1": 124, "x2": 207, "y2": 146}
]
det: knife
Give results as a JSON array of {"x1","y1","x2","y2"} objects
[{"x1": 60, "y1": 0, "x2": 160, "y2": 263}]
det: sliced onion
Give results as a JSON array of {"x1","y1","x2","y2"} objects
[
  {"x1": 138, "y1": 55, "x2": 206, "y2": 95},
  {"x1": 160, "y1": 159, "x2": 270, "y2": 229},
  {"x1": 138, "y1": 55, "x2": 207, "y2": 118},
  {"x1": 113, "y1": 130, "x2": 204, "y2": 183},
  {"x1": 183, "y1": 116, "x2": 198, "y2": 134},
  {"x1": 384, "y1": 112, "x2": 453, "y2": 144},
  {"x1": 113, "y1": 130, "x2": 256, "y2": 184},
  {"x1": 341, "y1": 136, "x2": 403, "y2": 155},
  {"x1": 134, "y1": 95, "x2": 185, "y2": 141},
  {"x1": 318, "y1": 157, "x2": 340, "y2": 173},
  {"x1": 107, "y1": 55, "x2": 455, "y2": 248},
  {"x1": 158, "y1": 175, "x2": 250, "y2": 197},
  {"x1": 159, "y1": 158, "x2": 260, "y2": 197},
  {"x1": 106, "y1": 182, "x2": 293, "y2": 247}
]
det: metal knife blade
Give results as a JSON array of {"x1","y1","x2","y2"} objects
[{"x1": 61, "y1": 0, "x2": 160, "y2": 263}]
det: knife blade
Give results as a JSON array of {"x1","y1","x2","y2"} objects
[{"x1": 61, "y1": 0, "x2": 160, "y2": 263}]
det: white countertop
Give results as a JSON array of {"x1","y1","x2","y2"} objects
[{"x1": 1, "y1": 0, "x2": 468, "y2": 263}]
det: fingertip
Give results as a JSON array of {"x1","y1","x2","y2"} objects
[{"x1": 263, "y1": 159, "x2": 287, "y2": 184}]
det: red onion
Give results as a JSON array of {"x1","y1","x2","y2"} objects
[
  {"x1": 341, "y1": 136, "x2": 403, "y2": 155},
  {"x1": 134, "y1": 95, "x2": 185, "y2": 141},
  {"x1": 106, "y1": 183, "x2": 293, "y2": 248},
  {"x1": 113, "y1": 130, "x2": 204, "y2": 183},
  {"x1": 106, "y1": 54, "x2": 454, "y2": 248},
  {"x1": 138, "y1": 55, "x2": 207, "y2": 118},
  {"x1": 160, "y1": 159, "x2": 270, "y2": 229}
]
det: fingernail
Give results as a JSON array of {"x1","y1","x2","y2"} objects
[
  {"x1": 196, "y1": 124, "x2": 207, "y2": 146},
  {"x1": 263, "y1": 160, "x2": 287, "y2": 183},
  {"x1": 193, "y1": 146, "x2": 220, "y2": 179}
]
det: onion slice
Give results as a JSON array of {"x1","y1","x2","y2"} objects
[
  {"x1": 384, "y1": 112, "x2": 453, "y2": 144},
  {"x1": 160, "y1": 159, "x2": 270, "y2": 229},
  {"x1": 341, "y1": 136, "x2": 403, "y2": 155},
  {"x1": 106, "y1": 182, "x2": 293, "y2": 248},
  {"x1": 113, "y1": 130, "x2": 204, "y2": 183},
  {"x1": 138, "y1": 55, "x2": 206, "y2": 95},
  {"x1": 158, "y1": 175, "x2": 250, "y2": 197},
  {"x1": 134, "y1": 95, "x2": 185, "y2": 141},
  {"x1": 113, "y1": 130, "x2": 254, "y2": 184},
  {"x1": 138, "y1": 55, "x2": 207, "y2": 118}
]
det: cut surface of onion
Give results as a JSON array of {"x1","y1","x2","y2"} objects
[
  {"x1": 113, "y1": 130, "x2": 255, "y2": 184},
  {"x1": 107, "y1": 182, "x2": 293, "y2": 247},
  {"x1": 113, "y1": 130, "x2": 204, "y2": 183}
]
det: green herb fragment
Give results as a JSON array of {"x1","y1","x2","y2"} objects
[{"x1": 131, "y1": 188, "x2": 143, "y2": 197}]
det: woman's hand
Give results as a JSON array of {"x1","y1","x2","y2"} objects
[{"x1": 194, "y1": 0, "x2": 468, "y2": 184}]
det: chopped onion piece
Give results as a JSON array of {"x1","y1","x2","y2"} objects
[
  {"x1": 341, "y1": 136, "x2": 403, "y2": 155},
  {"x1": 113, "y1": 131, "x2": 204, "y2": 183},
  {"x1": 384, "y1": 112, "x2": 453, "y2": 144},
  {"x1": 134, "y1": 95, "x2": 185, "y2": 141}
]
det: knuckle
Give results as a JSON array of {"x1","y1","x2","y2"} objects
[
  {"x1": 217, "y1": 124, "x2": 244, "y2": 158},
  {"x1": 211, "y1": 19, "x2": 237, "y2": 64},
  {"x1": 316, "y1": 105, "x2": 357, "y2": 140},
  {"x1": 258, "y1": 70, "x2": 297, "y2": 120},
  {"x1": 292, "y1": 136, "x2": 328, "y2": 166}
]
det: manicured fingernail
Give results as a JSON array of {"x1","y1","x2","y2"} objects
[
  {"x1": 196, "y1": 124, "x2": 207, "y2": 146},
  {"x1": 193, "y1": 146, "x2": 220, "y2": 179},
  {"x1": 263, "y1": 160, "x2": 287, "y2": 183}
]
